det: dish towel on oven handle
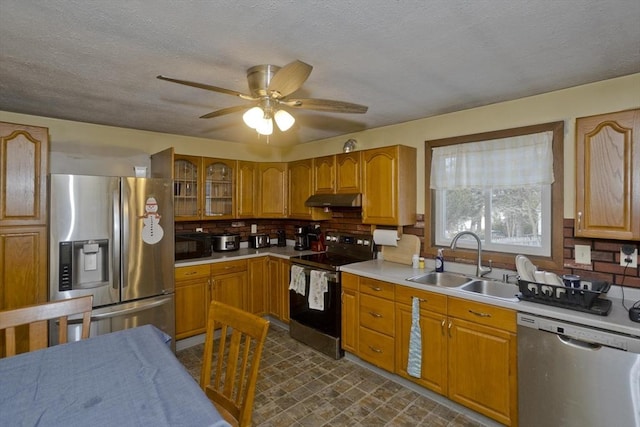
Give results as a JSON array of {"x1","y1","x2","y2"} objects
[
  {"x1": 308, "y1": 270, "x2": 328, "y2": 311},
  {"x1": 289, "y1": 265, "x2": 306, "y2": 296},
  {"x1": 407, "y1": 296, "x2": 422, "y2": 378}
]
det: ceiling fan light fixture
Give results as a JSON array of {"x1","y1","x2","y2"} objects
[
  {"x1": 255, "y1": 116, "x2": 273, "y2": 135},
  {"x1": 243, "y1": 106, "x2": 264, "y2": 129},
  {"x1": 274, "y1": 109, "x2": 295, "y2": 131}
]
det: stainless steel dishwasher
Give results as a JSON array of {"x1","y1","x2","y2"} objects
[{"x1": 517, "y1": 313, "x2": 640, "y2": 427}]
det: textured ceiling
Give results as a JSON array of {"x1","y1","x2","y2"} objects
[{"x1": 1, "y1": 1, "x2": 639, "y2": 146}]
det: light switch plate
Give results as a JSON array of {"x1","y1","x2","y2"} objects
[
  {"x1": 574, "y1": 244, "x2": 591, "y2": 264},
  {"x1": 620, "y1": 248, "x2": 638, "y2": 268}
]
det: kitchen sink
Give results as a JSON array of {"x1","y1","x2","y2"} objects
[
  {"x1": 406, "y1": 272, "x2": 471, "y2": 287},
  {"x1": 458, "y1": 280, "x2": 520, "y2": 301}
]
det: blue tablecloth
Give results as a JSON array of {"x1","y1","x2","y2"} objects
[{"x1": 0, "y1": 325, "x2": 229, "y2": 427}]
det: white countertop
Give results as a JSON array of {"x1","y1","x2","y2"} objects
[
  {"x1": 175, "y1": 243, "x2": 315, "y2": 267},
  {"x1": 341, "y1": 259, "x2": 640, "y2": 338},
  {"x1": 176, "y1": 246, "x2": 639, "y2": 338}
]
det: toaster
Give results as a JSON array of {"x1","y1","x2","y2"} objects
[{"x1": 249, "y1": 233, "x2": 270, "y2": 249}]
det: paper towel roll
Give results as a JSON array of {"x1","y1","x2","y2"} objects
[{"x1": 373, "y1": 229, "x2": 399, "y2": 246}]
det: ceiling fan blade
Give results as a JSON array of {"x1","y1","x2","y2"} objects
[
  {"x1": 267, "y1": 60, "x2": 313, "y2": 98},
  {"x1": 199, "y1": 104, "x2": 250, "y2": 119},
  {"x1": 157, "y1": 75, "x2": 256, "y2": 100},
  {"x1": 284, "y1": 98, "x2": 368, "y2": 114}
]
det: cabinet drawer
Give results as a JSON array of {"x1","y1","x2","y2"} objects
[
  {"x1": 175, "y1": 264, "x2": 210, "y2": 282},
  {"x1": 342, "y1": 272, "x2": 359, "y2": 290},
  {"x1": 395, "y1": 285, "x2": 447, "y2": 314},
  {"x1": 359, "y1": 277, "x2": 395, "y2": 299},
  {"x1": 210, "y1": 259, "x2": 247, "y2": 276},
  {"x1": 359, "y1": 326, "x2": 395, "y2": 371},
  {"x1": 359, "y1": 293, "x2": 395, "y2": 336},
  {"x1": 448, "y1": 297, "x2": 516, "y2": 332}
]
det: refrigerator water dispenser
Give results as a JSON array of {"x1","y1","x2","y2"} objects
[{"x1": 58, "y1": 240, "x2": 109, "y2": 291}]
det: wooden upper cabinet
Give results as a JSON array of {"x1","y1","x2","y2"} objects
[
  {"x1": 257, "y1": 162, "x2": 288, "y2": 218},
  {"x1": 575, "y1": 109, "x2": 640, "y2": 240},
  {"x1": 173, "y1": 154, "x2": 202, "y2": 221},
  {"x1": 0, "y1": 122, "x2": 48, "y2": 226},
  {"x1": 289, "y1": 159, "x2": 331, "y2": 220},
  {"x1": 202, "y1": 158, "x2": 235, "y2": 220},
  {"x1": 313, "y1": 152, "x2": 362, "y2": 195},
  {"x1": 335, "y1": 151, "x2": 362, "y2": 193},
  {"x1": 313, "y1": 155, "x2": 336, "y2": 194},
  {"x1": 236, "y1": 161, "x2": 257, "y2": 218},
  {"x1": 362, "y1": 145, "x2": 416, "y2": 226}
]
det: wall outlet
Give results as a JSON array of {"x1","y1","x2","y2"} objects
[
  {"x1": 574, "y1": 244, "x2": 591, "y2": 264},
  {"x1": 620, "y1": 247, "x2": 638, "y2": 268}
]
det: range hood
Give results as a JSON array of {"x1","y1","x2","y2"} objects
[{"x1": 305, "y1": 193, "x2": 362, "y2": 208}]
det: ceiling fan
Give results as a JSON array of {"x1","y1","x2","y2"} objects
[{"x1": 157, "y1": 60, "x2": 368, "y2": 136}]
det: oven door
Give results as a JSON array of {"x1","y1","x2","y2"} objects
[{"x1": 289, "y1": 264, "x2": 340, "y2": 338}]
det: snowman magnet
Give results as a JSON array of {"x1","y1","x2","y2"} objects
[{"x1": 140, "y1": 196, "x2": 164, "y2": 244}]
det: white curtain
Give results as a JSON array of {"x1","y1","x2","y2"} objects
[{"x1": 430, "y1": 131, "x2": 554, "y2": 189}]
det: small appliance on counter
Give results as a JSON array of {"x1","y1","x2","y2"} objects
[
  {"x1": 308, "y1": 225, "x2": 325, "y2": 252},
  {"x1": 212, "y1": 232, "x2": 240, "y2": 252},
  {"x1": 175, "y1": 232, "x2": 213, "y2": 260},
  {"x1": 276, "y1": 230, "x2": 286, "y2": 247},
  {"x1": 249, "y1": 233, "x2": 270, "y2": 249},
  {"x1": 294, "y1": 225, "x2": 309, "y2": 251}
]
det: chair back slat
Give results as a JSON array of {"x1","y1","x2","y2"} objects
[{"x1": 0, "y1": 296, "x2": 93, "y2": 357}]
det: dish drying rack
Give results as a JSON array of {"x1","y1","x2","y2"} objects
[{"x1": 517, "y1": 279, "x2": 612, "y2": 316}]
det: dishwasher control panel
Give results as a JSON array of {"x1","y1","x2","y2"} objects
[{"x1": 517, "y1": 313, "x2": 640, "y2": 352}]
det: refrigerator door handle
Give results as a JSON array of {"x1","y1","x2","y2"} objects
[
  {"x1": 91, "y1": 296, "x2": 173, "y2": 320},
  {"x1": 113, "y1": 180, "x2": 122, "y2": 290}
]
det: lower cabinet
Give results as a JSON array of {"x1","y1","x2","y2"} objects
[
  {"x1": 174, "y1": 264, "x2": 210, "y2": 340},
  {"x1": 210, "y1": 259, "x2": 247, "y2": 310},
  {"x1": 267, "y1": 257, "x2": 290, "y2": 322},
  {"x1": 247, "y1": 257, "x2": 268, "y2": 315},
  {"x1": 343, "y1": 273, "x2": 518, "y2": 426}
]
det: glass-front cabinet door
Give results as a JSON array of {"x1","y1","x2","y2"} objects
[
  {"x1": 173, "y1": 155, "x2": 201, "y2": 220},
  {"x1": 203, "y1": 158, "x2": 235, "y2": 219}
]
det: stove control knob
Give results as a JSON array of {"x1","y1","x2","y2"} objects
[
  {"x1": 363, "y1": 240, "x2": 370, "y2": 246},
  {"x1": 331, "y1": 236, "x2": 338, "y2": 242},
  {"x1": 357, "y1": 239, "x2": 363, "y2": 245},
  {"x1": 325, "y1": 235, "x2": 331, "y2": 241}
]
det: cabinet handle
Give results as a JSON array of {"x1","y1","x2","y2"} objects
[
  {"x1": 577, "y1": 211, "x2": 582, "y2": 231},
  {"x1": 441, "y1": 319, "x2": 446, "y2": 336},
  {"x1": 368, "y1": 345, "x2": 383, "y2": 353},
  {"x1": 368, "y1": 311, "x2": 382, "y2": 318},
  {"x1": 370, "y1": 286, "x2": 382, "y2": 292},
  {"x1": 468, "y1": 309, "x2": 491, "y2": 318},
  {"x1": 412, "y1": 297, "x2": 426, "y2": 302},
  {"x1": 185, "y1": 271, "x2": 197, "y2": 276},
  {"x1": 448, "y1": 321, "x2": 453, "y2": 338}
]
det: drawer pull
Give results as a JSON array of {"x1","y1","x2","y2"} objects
[
  {"x1": 370, "y1": 286, "x2": 382, "y2": 292},
  {"x1": 185, "y1": 271, "x2": 197, "y2": 276},
  {"x1": 368, "y1": 345, "x2": 383, "y2": 353},
  {"x1": 368, "y1": 311, "x2": 382, "y2": 318},
  {"x1": 468, "y1": 309, "x2": 491, "y2": 318}
]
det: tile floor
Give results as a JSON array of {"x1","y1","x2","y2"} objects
[{"x1": 177, "y1": 324, "x2": 489, "y2": 427}]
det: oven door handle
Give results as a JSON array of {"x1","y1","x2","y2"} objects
[{"x1": 293, "y1": 265, "x2": 338, "y2": 282}]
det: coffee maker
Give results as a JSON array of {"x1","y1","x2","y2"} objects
[{"x1": 294, "y1": 226, "x2": 309, "y2": 251}]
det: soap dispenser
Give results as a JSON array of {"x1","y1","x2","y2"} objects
[{"x1": 435, "y1": 249, "x2": 444, "y2": 272}]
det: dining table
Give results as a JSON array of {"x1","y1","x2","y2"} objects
[{"x1": 0, "y1": 324, "x2": 230, "y2": 427}]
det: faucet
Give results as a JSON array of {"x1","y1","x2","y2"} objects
[{"x1": 449, "y1": 231, "x2": 492, "y2": 277}]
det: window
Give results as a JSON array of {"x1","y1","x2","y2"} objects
[{"x1": 425, "y1": 122, "x2": 564, "y2": 270}]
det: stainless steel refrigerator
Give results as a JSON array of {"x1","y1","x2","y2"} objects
[{"x1": 49, "y1": 174, "x2": 176, "y2": 350}]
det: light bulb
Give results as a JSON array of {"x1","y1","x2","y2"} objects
[
  {"x1": 243, "y1": 106, "x2": 264, "y2": 129},
  {"x1": 255, "y1": 117, "x2": 273, "y2": 135},
  {"x1": 274, "y1": 109, "x2": 295, "y2": 131}
]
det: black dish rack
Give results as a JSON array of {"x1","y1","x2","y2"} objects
[{"x1": 517, "y1": 279, "x2": 612, "y2": 316}]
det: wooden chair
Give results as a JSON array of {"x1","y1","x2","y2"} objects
[
  {"x1": 0, "y1": 296, "x2": 93, "y2": 357},
  {"x1": 200, "y1": 300, "x2": 270, "y2": 427}
]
